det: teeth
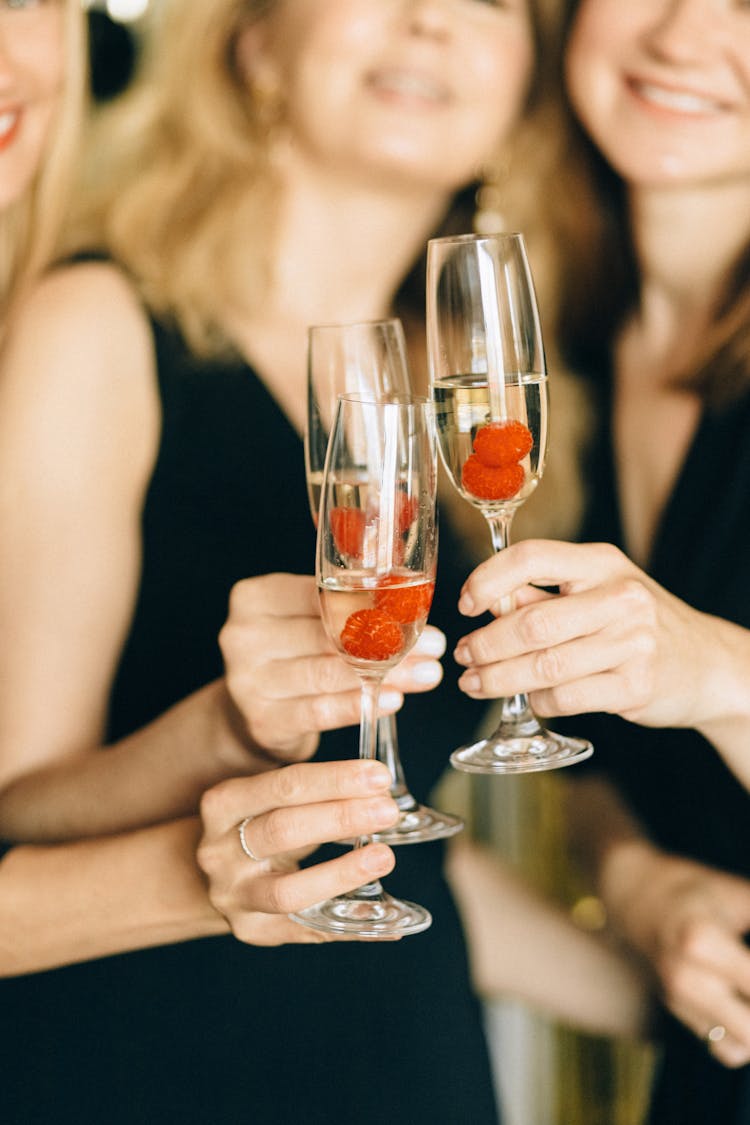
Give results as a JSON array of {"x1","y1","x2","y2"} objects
[
  {"x1": 0, "y1": 110, "x2": 19, "y2": 138},
  {"x1": 636, "y1": 82, "x2": 722, "y2": 114},
  {"x1": 369, "y1": 71, "x2": 447, "y2": 103}
]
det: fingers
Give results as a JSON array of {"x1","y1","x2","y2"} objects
[
  {"x1": 235, "y1": 796, "x2": 400, "y2": 862},
  {"x1": 388, "y1": 627, "x2": 445, "y2": 693},
  {"x1": 242, "y1": 843, "x2": 396, "y2": 917},
  {"x1": 458, "y1": 540, "x2": 632, "y2": 618},
  {"x1": 226, "y1": 573, "x2": 319, "y2": 623},
  {"x1": 197, "y1": 762, "x2": 401, "y2": 944},
  {"x1": 668, "y1": 959, "x2": 750, "y2": 1067},
  {"x1": 200, "y1": 759, "x2": 394, "y2": 836}
]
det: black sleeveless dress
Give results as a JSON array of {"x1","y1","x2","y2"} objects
[
  {"x1": 565, "y1": 377, "x2": 750, "y2": 1124},
  {"x1": 0, "y1": 318, "x2": 500, "y2": 1125}
]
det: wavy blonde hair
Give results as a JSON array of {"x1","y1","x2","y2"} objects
[
  {"x1": 1, "y1": 0, "x2": 87, "y2": 333},
  {"x1": 75, "y1": 0, "x2": 278, "y2": 352}
]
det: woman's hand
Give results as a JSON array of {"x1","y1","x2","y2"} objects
[
  {"x1": 600, "y1": 839, "x2": 750, "y2": 1068},
  {"x1": 453, "y1": 539, "x2": 748, "y2": 734},
  {"x1": 197, "y1": 759, "x2": 399, "y2": 944},
  {"x1": 221, "y1": 573, "x2": 445, "y2": 762}
]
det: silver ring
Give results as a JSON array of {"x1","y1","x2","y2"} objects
[
  {"x1": 706, "y1": 1024, "x2": 727, "y2": 1045},
  {"x1": 238, "y1": 815, "x2": 261, "y2": 861}
]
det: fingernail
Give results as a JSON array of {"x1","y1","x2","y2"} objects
[
  {"x1": 361, "y1": 843, "x2": 394, "y2": 872},
  {"x1": 417, "y1": 630, "x2": 447, "y2": 657},
  {"x1": 458, "y1": 590, "x2": 475, "y2": 615},
  {"x1": 454, "y1": 644, "x2": 470, "y2": 665},
  {"x1": 369, "y1": 799, "x2": 399, "y2": 825},
  {"x1": 410, "y1": 662, "x2": 442, "y2": 686},
  {"x1": 378, "y1": 690, "x2": 403, "y2": 711},
  {"x1": 361, "y1": 763, "x2": 391, "y2": 790},
  {"x1": 459, "y1": 671, "x2": 481, "y2": 693}
]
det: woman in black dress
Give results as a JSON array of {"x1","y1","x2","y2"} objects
[
  {"x1": 0, "y1": 1, "x2": 404, "y2": 975},
  {"x1": 0, "y1": 1, "x2": 599, "y2": 1122},
  {"x1": 454, "y1": 0, "x2": 750, "y2": 1120}
]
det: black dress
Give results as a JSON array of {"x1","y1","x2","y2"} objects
[
  {"x1": 568, "y1": 377, "x2": 750, "y2": 1124},
  {"x1": 0, "y1": 319, "x2": 500, "y2": 1125}
]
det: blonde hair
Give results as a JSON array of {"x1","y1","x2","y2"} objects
[
  {"x1": 75, "y1": 0, "x2": 277, "y2": 353},
  {"x1": 1, "y1": 0, "x2": 87, "y2": 331}
]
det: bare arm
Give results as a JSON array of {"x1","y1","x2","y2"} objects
[
  {"x1": 0, "y1": 819, "x2": 225, "y2": 976},
  {"x1": 0, "y1": 264, "x2": 258, "y2": 840},
  {"x1": 446, "y1": 835, "x2": 652, "y2": 1039},
  {"x1": 0, "y1": 759, "x2": 401, "y2": 977},
  {"x1": 566, "y1": 775, "x2": 750, "y2": 1068}
]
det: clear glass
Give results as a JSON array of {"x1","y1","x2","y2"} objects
[
  {"x1": 292, "y1": 395, "x2": 437, "y2": 937},
  {"x1": 305, "y1": 320, "x2": 462, "y2": 843},
  {"x1": 426, "y1": 233, "x2": 593, "y2": 774}
]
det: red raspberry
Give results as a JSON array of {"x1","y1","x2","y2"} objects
[
  {"x1": 473, "y1": 421, "x2": 533, "y2": 467},
  {"x1": 330, "y1": 508, "x2": 366, "y2": 558},
  {"x1": 340, "y1": 608, "x2": 404, "y2": 662},
  {"x1": 462, "y1": 455, "x2": 525, "y2": 501},
  {"x1": 374, "y1": 576, "x2": 435, "y2": 623}
]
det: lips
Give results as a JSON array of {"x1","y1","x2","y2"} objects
[
  {"x1": 628, "y1": 78, "x2": 729, "y2": 116},
  {"x1": 0, "y1": 108, "x2": 21, "y2": 151},
  {"x1": 366, "y1": 68, "x2": 450, "y2": 106}
]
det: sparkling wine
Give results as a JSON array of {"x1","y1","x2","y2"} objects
[
  {"x1": 319, "y1": 572, "x2": 434, "y2": 673},
  {"x1": 432, "y1": 372, "x2": 548, "y2": 510}
]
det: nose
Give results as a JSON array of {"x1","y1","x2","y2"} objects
[
  {"x1": 644, "y1": 0, "x2": 723, "y2": 66},
  {"x1": 402, "y1": 0, "x2": 452, "y2": 42}
]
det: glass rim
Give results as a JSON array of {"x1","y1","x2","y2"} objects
[
  {"x1": 337, "y1": 391, "x2": 430, "y2": 407},
  {"x1": 427, "y1": 231, "x2": 525, "y2": 247},
  {"x1": 307, "y1": 317, "x2": 403, "y2": 335}
]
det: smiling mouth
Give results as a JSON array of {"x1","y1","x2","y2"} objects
[
  {"x1": 367, "y1": 70, "x2": 450, "y2": 106},
  {"x1": 630, "y1": 80, "x2": 727, "y2": 116}
]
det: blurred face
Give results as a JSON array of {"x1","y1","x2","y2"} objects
[
  {"x1": 240, "y1": 0, "x2": 535, "y2": 193},
  {"x1": 0, "y1": 0, "x2": 65, "y2": 210},
  {"x1": 565, "y1": 0, "x2": 750, "y2": 190}
]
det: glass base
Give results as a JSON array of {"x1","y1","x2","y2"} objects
[
  {"x1": 291, "y1": 886, "x2": 432, "y2": 939},
  {"x1": 450, "y1": 729, "x2": 593, "y2": 775},
  {"x1": 373, "y1": 801, "x2": 464, "y2": 846}
]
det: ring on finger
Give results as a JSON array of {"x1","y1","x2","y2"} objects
[
  {"x1": 238, "y1": 815, "x2": 262, "y2": 861},
  {"x1": 705, "y1": 1024, "x2": 727, "y2": 1047}
]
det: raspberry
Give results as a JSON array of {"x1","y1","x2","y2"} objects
[
  {"x1": 473, "y1": 421, "x2": 533, "y2": 467},
  {"x1": 330, "y1": 508, "x2": 366, "y2": 558},
  {"x1": 340, "y1": 608, "x2": 404, "y2": 662},
  {"x1": 374, "y1": 576, "x2": 435, "y2": 623},
  {"x1": 462, "y1": 455, "x2": 525, "y2": 501}
]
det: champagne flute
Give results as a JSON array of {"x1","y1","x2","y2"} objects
[
  {"x1": 426, "y1": 232, "x2": 593, "y2": 774},
  {"x1": 306, "y1": 320, "x2": 463, "y2": 843},
  {"x1": 292, "y1": 394, "x2": 436, "y2": 937}
]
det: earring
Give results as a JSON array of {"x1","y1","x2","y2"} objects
[
  {"x1": 473, "y1": 158, "x2": 510, "y2": 235},
  {"x1": 248, "y1": 70, "x2": 285, "y2": 135}
]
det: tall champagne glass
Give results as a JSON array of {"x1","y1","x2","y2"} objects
[
  {"x1": 306, "y1": 320, "x2": 462, "y2": 843},
  {"x1": 292, "y1": 394, "x2": 436, "y2": 937},
  {"x1": 427, "y1": 233, "x2": 593, "y2": 774}
]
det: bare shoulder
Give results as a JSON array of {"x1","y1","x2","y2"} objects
[
  {"x1": 5, "y1": 260, "x2": 152, "y2": 375},
  {"x1": 0, "y1": 260, "x2": 161, "y2": 486}
]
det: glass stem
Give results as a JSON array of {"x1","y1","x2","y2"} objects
[
  {"x1": 376, "y1": 714, "x2": 416, "y2": 811},
  {"x1": 352, "y1": 675, "x2": 386, "y2": 901},
  {"x1": 483, "y1": 510, "x2": 541, "y2": 733},
  {"x1": 485, "y1": 511, "x2": 513, "y2": 554}
]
